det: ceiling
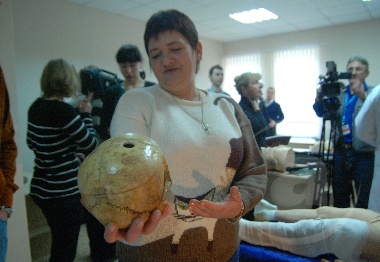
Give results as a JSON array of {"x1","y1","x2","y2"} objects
[{"x1": 64, "y1": 0, "x2": 380, "y2": 42}]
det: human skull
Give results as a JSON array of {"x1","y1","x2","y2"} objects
[{"x1": 78, "y1": 133, "x2": 171, "y2": 229}]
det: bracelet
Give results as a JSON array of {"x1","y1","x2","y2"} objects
[{"x1": 225, "y1": 201, "x2": 245, "y2": 224}]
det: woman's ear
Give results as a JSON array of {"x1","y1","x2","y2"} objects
[
  {"x1": 241, "y1": 85, "x2": 248, "y2": 96},
  {"x1": 195, "y1": 42, "x2": 203, "y2": 73},
  {"x1": 196, "y1": 42, "x2": 203, "y2": 61}
]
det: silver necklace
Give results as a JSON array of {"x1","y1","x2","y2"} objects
[{"x1": 172, "y1": 89, "x2": 210, "y2": 134}]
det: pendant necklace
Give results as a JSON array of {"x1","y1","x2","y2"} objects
[{"x1": 172, "y1": 89, "x2": 211, "y2": 134}]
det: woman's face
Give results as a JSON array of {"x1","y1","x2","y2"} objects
[
  {"x1": 118, "y1": 61, "x2": 142, "y2": 85},
  {"x1": 147, "y1": 30, "x2": 201, "y2": 94},
  {"x1": 244, "y1": 77, "x2": 263, "y2": 100}
]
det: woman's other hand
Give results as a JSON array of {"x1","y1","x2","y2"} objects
[
  {"x1": 78, "y1": 92, "x2": 94, "y2": 113},
  {"x1": 103, "y1": 203, "x2": 171, "y2": 243},
  {"x1": 76, "y1": 153, "x2": 86, "y2": 164},
  {"x1": 268, "y1": 119, "x2": 276, "y2": 128},
  {"x1": 188, "y1": 186, "x2": 243, "y2": 219},
  {"x1": 251, "y1": 100, "x2": 260, "y2": 111}
]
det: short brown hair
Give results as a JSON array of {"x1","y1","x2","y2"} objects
[
  {"x1": 209, "y1": 65, "x2": 223, "y2": 76},
  {"x1": 144, "y1": 10, "x2": 200, "y2": 72},
  {"x1": 144, "y1": 10, "x2": 198, "y2": 54}
]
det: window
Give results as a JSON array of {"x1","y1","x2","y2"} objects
[
  {"x1": 274, "y1": 46, "x2": 320, "y2": 138},
  {"x1": 222, "y1": 47, "x2": 321, "y2": 140},
  {"x1": 223, "y1": 53, "x2": 261, "y2": 102}
]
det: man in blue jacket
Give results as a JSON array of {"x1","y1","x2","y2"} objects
[
  {"x1": 313, "y1": 56, "x2": 374, "y2": 208},
  {"x1": 265, "y1": 87, "x2": 284, "y2": 135}
]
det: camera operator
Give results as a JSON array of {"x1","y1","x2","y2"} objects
[{"x1": 313, "y1": 56, "x2": 375, "y2": 209}]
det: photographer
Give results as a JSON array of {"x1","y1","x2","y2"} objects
[{"x1": 313, "y1": 56, "x2": 375, "y2": 209}]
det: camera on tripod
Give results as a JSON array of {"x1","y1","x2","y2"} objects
[{"x1": 318, "y1": 61, "x2": 352, "y2": 112}]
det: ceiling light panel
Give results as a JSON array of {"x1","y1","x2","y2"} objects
[{"x1": 229, "y1": 8, "x2": 278, "y2": 24}]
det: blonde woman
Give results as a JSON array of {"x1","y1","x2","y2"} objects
[{"x1": 27, "y1": 58, "x2": 98, "y2": 261}]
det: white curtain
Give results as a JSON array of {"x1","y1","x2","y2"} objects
[
  {"x1": 274, "y1": 46, "x2": 321, "y2": 138},
  {"x1": 222, "y1": 54, "x2": 261, "y2": 102}
]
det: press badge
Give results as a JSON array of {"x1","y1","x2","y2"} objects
[{"x1": 342, "y1": 124, "x2": 351, "y2": 135}]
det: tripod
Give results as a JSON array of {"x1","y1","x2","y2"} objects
[{"x1": 318, "y1": 108, "x2": 355, "y2": 206}]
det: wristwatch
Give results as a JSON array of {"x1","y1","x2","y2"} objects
[{"x1": 0, "y1": 206, "x2": 14, "y2": 218}]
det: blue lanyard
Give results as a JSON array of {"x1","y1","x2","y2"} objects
[
  {"x1": 342, "y1": 92, "x2": 358, "y2": 125},
  {"x1": 341, "y1": 82, "x2": 368, "y2": 142}
]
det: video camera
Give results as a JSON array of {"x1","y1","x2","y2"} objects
[
  {"x1": 80, "y1": 67, "x2": 122, "y2": 100},
  {"x1": 318, "y1": 61, "x2": 352, "y2": 112}
]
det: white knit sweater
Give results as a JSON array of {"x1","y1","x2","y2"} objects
[{"x1": 111, "y1": 85, "x2": 267, "y2": 261}]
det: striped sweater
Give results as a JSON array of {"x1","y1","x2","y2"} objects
[{"x1": 27, "y1": 98, "x2": 98, "y2": 200}]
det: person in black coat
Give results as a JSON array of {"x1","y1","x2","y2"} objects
[{"x1": 234, "y1": 72, "x2": 275, "y2": 148}]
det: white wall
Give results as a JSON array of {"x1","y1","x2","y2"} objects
[
  {"x1": 3, "y1": 1, "x2": 221, "y2": 260},
  {"x1": 17, "y1": 0, "x2": 380, "y2": 176},
  {"x1": 223, "y1": 19, "x2": 380, "y2": 141},
  {"x1": 4, "y1": 0, "x2": 380, "y2": 260},
  {"x1": 12, "y1": 0, "x2": 223, "y2": 174},
  {"x1": 223, "y1": 19, "x2": 380, "y2": 88},
  {"x1": 0, "y1": 1, "x2": 32, "y2": 261}
]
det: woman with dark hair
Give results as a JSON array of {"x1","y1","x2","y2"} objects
[
  {"x1": 102, "y1": 10, "x2": 267, "y2": 261},
  {"x1": 27, "y1": 58, "x2": 98, "y2": 261},
  {"x1": 99, "y1": 44, "x2": 155, "y2": 140}
]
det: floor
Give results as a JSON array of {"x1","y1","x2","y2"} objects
[
  {"x1": 75, "y1": 225, "x2": 92, "y2": 262},
  {"x1": 24, "y1": 172, "x2": 115, "y2": 262},
  {"x1": 76, "y1": 226, "x2": 117, "y2": 262}
]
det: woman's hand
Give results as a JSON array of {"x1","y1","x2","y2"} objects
[
  {"x1": 268, "y1": 119, "x2": 276, "y2": 128},
  {"x1": 78, "y1": 92, "x2": 94, "y2": 113},
  {"x1": 188, "y1": 186, "x2": 243, "y2": 219},
  {"x1": 76, "y1": 153, "x2": 86, "y2": 164},
  {"x1": 251, "y1": 100, "x2": 260, "y2": 112},
  {"x1": 103, "y1": 203, "x2": 171, "y2": 243}
]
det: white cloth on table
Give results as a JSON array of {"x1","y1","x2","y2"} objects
[{"x1": 239, "y1": 217, "x2": 368, "y2": 262}]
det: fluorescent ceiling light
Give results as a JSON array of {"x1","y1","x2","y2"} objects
[{"x1": 229, "y1": 8, "x2": 278, "y2": 24}]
